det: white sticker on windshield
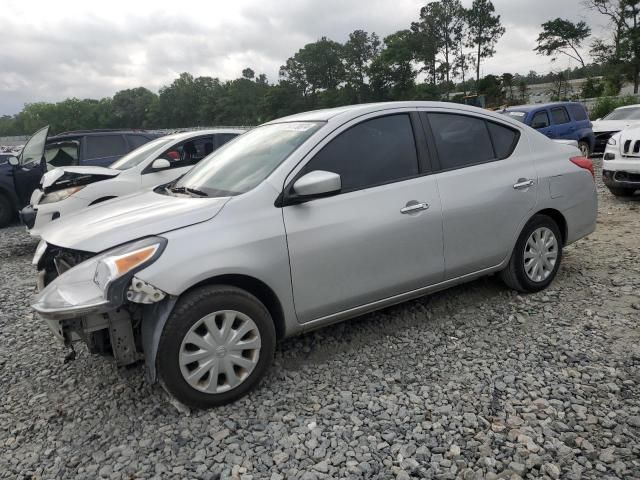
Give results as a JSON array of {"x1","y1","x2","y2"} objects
[{"x1": 282, "y1": 122, "x2": 316, "y2": 132}]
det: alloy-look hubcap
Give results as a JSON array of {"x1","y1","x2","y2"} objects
[
  {"x1": 179, "y1": 310, "x2": 261, "y2": 394},
  {"x1": 524, "y1": 227, "x2": 558, "y2": 282}
]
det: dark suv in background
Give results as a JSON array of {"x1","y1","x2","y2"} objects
[
  {"x1": 0, "y1": 127, "x2": 160, "y2": 227},
  {"x1": 501, "y1": 102, "x2": 595, "y2": 157}
]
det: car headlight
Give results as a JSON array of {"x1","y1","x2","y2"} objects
[
  {"x1": 39, "y1": 186, "x2": 85, "y2": 204},
  {"x1": 607, "y1": 135, "x2": 619, "y2": 146},
  {"x1": 32, "y1": 237, "x2": 167, "y2": 318}
]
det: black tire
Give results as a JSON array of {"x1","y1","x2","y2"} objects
[
  {"x1": 500, "y1": 214, "x2": 563, "y2": 293},
  {"x1": 0, "y1": 193, "x2": 14, "y2": 228},
  {"x1": 578, "y1": 140, "x2": 590, "y2": 157},
  {"x1": 608, "y1": 186, "x2": 635, "y2": 197},
  {"x1": 157, "y1": 285, "x2": 276, "y2": 409}
]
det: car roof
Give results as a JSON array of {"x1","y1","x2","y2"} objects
[
  {"x1": 159, "y1": 128, "x2": 247, "y2": 143},
  {"x1": 504, "y1": 102, "x2": 584, "y2": 113},
  {"x1": 264, "y1": 101, "x2": 524, "y2": 127}
]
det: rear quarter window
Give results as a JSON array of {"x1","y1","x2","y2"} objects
[
  {"x1": 487, "y1": 122, "x2": 520, "y2": 159},
  {"x1": 567, "y1": 104, "x2": 588, "y2": 121}
]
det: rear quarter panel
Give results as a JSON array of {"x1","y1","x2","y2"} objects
[{"x1": 528, "y1": 131, "x2": 597, "y2": 244}]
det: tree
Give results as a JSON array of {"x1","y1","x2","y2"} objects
[
  {"x1": 501, "y1": 73, "x2": 514, "y2": 101},
  {"x1": 342, "y1": 30, "x2": 381, "y2": 102},
  {"x1": 466, "y1": 0, "x2": 505, "y2": 85},
  {"x1": 279, "y1": 37, "x2": 345, "y2": 102},
  {"x1": 586, "y1": 0, "x2": 640, "y2": 93},
  {"x1": 242, "y1": 68, "x2": 255, "y2": 80},
  {"x1": 534, "y1": 18, "x2": 591, "y2": 67},
  {"x1": 369, "y1": 30, "x2": 417, "y2": 100},
  {"x1": 111, "y1": 87, "x2": 158, "y2": 128}
]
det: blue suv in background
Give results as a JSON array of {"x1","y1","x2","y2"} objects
[
  {"x1": 501, "y1": 102, "x2": 595, "y2": 157},
  {"x1": 0, "y1": 127, "x2": 160, "y2": 227}
]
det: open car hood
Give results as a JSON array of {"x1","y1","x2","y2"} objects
[
  {"x1": 39, "y1": 190, "x2": 230, "y2": 252},
  {"x1": 41, "y1": 166, "x2": 120, "y2": 193}
]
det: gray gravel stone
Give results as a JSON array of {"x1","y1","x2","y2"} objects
[{"x1": 1, "y1": 160, "x2": 639, "y2": 479}]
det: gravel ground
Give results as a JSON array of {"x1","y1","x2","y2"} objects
[{"x1": 1, "y1": 159, "x2": 639, "y2": 480}]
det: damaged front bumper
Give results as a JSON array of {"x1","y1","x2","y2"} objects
[{"x1": 32, "y1": 237, "x2": 170, "y2": 368}]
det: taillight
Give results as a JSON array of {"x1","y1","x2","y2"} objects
[{"x1": 570, "y1": 156, "x2": 594, "y2": 180}]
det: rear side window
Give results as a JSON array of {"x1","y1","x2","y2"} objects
[
  {"x1": 568, "y1": 104, "x2": 588, "y2": 121},
  {"x1": 85, "y1": 135, "x2": 128, "y2": 159},
  {"x1": 302, "y1": 114, "x2": 419, "y2": 192},
  {"x1": 428, "y1": 113, "x2": 494, "y2": 170},
  {"x1": 487, "y1": 122, "x2": 520, "y2": 159},
  {"x1": 551, "y1": 107, "x2": 570, "y2": 124},
  {"x1": 127, "y1": 135, "x2": 153, "y2": 149}
]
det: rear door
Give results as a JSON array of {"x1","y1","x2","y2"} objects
[
  {"x1": 421, "y1": 111, "x2": 537, "y2": 279},
  {"x1": 283, "y1": 112, "x2": 445, "y2": 323},
  {"x1": 12, "y1": 126, "x2": 49, "y2": 207},
  {"x1": 550, "y1": 106, "x2": 573, "y2": 140},
  {"x1": 81, "y1": 134, "x2": 130, "y2": 166}
]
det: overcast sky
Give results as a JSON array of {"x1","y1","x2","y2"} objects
[{"x1": 0, "y1": 0, "x2": 608, "y2": 115}]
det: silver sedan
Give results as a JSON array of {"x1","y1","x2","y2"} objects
[{"x1": 32, "y1": 102, "x2": 598, "y2": 408}]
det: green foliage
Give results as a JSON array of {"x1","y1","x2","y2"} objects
[
  {"x1": 534, "y1": 18, "x2": 591, "y2": 67},
  {"x1": 466, "y1": 0, "x2": 505, "y2": 83},
  {"x1": 591, "y1": 94, "x2": 640, "y2": 119}
]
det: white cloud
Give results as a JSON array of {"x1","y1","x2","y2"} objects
[{"x1": 0, "y1": 0, "x2": 607, "y2": 115}]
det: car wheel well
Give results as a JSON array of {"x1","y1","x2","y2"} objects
[
  {"x1": 534, "y1": 209, "x2": 567, "y2": 245},
  {"x1": 89, "y1": 196, "x2": 117, "y2": 206},
  {"x1": 184, "y1": 274, "x2": 285, "y2": 340}
]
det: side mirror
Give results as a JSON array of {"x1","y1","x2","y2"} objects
[
  {"x1": 151, "y1": 158, "x2": 171, "y2": 170},
  {"x1": 595, "y1": 118, "x2": 601, "y2": 122},
  {"x1": 8, "y1": 156, "x2": 19, "y2": 167},
  {"x1": 292, "y1": 170, "x2": 341, "y2": 198}
]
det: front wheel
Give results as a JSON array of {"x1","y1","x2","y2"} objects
[
  {"x1": 500, "y1": 215, "x2": 563, "y2": 293},
  {"x1": 157, "y1": 285, "x2": 276, "y2": 409}
]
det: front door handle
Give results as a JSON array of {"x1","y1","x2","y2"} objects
[
  {"x1": 400, "y1": 202, "x2": 429, "y2": 214},
  {"x1": 513, "y1": 178, "x2": 535, "y2": 190}
]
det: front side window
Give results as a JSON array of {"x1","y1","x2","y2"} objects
[
  {"x1": 154, "y1": 136, "x2": 228, "y2": 170},
  {"x1": 301, "y1": 114, "x2": 419, "y2": 192},
  {"x1": 174, "y1": 122, "x2": 322, "y2": 197},
  {"x1": 531, "y1": 111, "x2": 550, "y2": 129},
  {"x1": 85, "y1": 135, "x2": 129, "y2": 160},
  {"x1": 551, "y1": 107, "x2": 570, "y2": 124},
  {"x1": 110, "y1": 136, "x2": 175, "y2": 170},
  {"x1": 428, "y1": 113, "x2": 494, "y2": 170}
]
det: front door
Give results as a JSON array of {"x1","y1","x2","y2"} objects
[
  {"x1": 12, "y1": 125, "x2": 49, "y2": 207},
  {"x1": 283, "y1": 113, "x2": 445, "y2": 323},
  {"x1": 423, "y1": 111, "x2": 537, "y2": 279}
]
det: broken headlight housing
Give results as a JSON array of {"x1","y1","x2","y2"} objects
[
  {"x1": 32, "y1": 237, "x2": 167, "y2": 319},
  {"x1": 39, "y1": 186, "x2": 86, "y2": 204}
]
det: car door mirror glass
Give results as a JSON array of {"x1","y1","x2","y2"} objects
[
  {"x1": 8, "y1": 156, "x2": 19, "y2": 167},
  {"x1": 151, "y1": 158, "x2": 171, "y2": 170},
  {"x1": 292, "y1": 170, "x2": 341, "y2": 197}
]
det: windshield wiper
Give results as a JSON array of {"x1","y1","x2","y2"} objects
[{"x1": 167, "y1": 186, "x2": 208, "y2": 197}]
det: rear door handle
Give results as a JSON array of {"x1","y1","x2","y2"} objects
[
  {"x1": 513, "y1": 178, "x2": 535, "y2": 190},
  {"x1": 400, "y1": 202, "x2": 429, "y2": 214}
]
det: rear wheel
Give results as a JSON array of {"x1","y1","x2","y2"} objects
[
  {"x1": 608, "y1": 186, "x2": 636, "y2": 197},
  {"x1": 500, "y1": 215, "x2": 563, "y2": 293},
  {"x1": 157, "y1": 285, "x2": 276, "y2": 409},
  {"x1": 578, "y1": 140, "x2": 590, "y2": 157},
  {"x1": 0, "y1": 194, "x2": 14, "y2": 228}
]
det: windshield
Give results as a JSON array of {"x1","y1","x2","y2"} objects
[
  {"x1": 502, "y1": 111, "x2": 527, "y2": 123},
  {"x1": 110, "y1": 136, "x2": 174, "y2": 170},
  {"x1": 603, "y1": 107, "x2": 640, "y2": 121},
  {"x1": 174, "y1": 122, "x2": 323, "y2": 197}
]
